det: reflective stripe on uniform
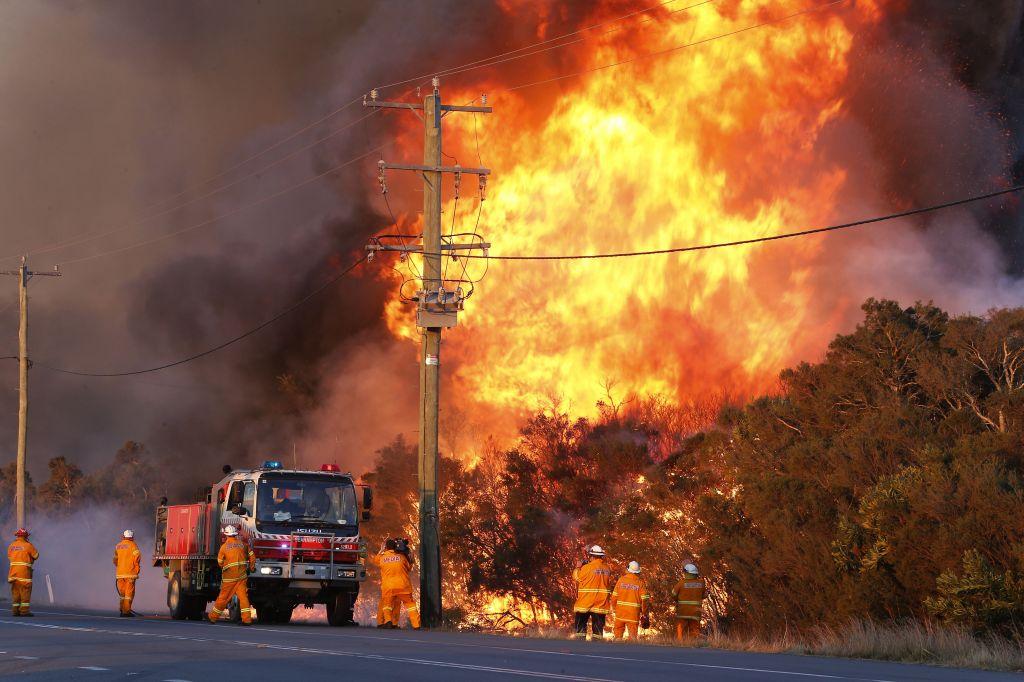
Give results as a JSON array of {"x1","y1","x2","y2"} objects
[
  {"x1": 120, "y1": 596, "x2": 132, "y2": 601},
  {"x1": 116, "y1": 574, "x2": 139, "y2": 579},
  {"x1": 10, "y1": 578, "x2": 32, "y2": 584},
  {"x1": 578, "y1": 588, "x2": 611, "y2": 594},
  {"x1": 616, "y1": 601, "x2": 642, "y2": 608},
  {"x1": 222, "y1": 561, "x2": 248, "y2": 569},
  {"x1": 8, "y1": 561, "x2": 31, "y2": 566},
  {"x1": 574, "y1": 607, "x2": 611, "y2": 614},
  {"x1": 211, "y1": 607, "x2": 224, "y2": 615},
  {"x1": 221, "y1": 576, "x2": 246, "y2": 583},
  {"x1": 676, "y1": 600, "x2": 701, "y2": 605}
]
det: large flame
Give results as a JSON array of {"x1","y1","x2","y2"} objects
[{"x1": 381, "y1": 0, "x2": 883, "y2": 435}]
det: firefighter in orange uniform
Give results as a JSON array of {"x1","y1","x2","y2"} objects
[
  {"x1": 672, "y1": 562, "x2": 705, "y2": 639},
  {"x1": 611, "y1": 561, "x2": 650, "y2": 640},
  {"x1": 7, "y1": 528, "x2": 38, "y2": 617},
  {"x1": 572, "y1": 545, "x2": 612, "y2": 639},
  {"x1": 113, "y1": 529, "x2": 141, "y2": 617},
  {"x1": 371, "y1": 538, "x2": 420, "y2": 629},
  {"x1": 208, "y1": 525, "x2": 255, "y2": 625}
]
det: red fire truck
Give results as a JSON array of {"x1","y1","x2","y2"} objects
[{"x1": 153, "y1": 460, "x2": 371, "y2": 625}]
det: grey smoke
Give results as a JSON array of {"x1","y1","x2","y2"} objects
[{"x1": 0, "y1": 0, "x2": 1022, "y2": 502}]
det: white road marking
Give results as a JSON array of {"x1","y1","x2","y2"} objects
[
  {"x1": 0, "y1": 620, "x2": 617, "y2": 681},
  {"x1": 78, "y1": 666, "x2": 110, "y2": 671},
  {"x1": 3, "y1": 617, "x2": 900, "y2": 682},
  {"x1": 13, "y1": 655, "x2": 39, "y2": 659},
  {"x1": 249, "y1": 626, "x2": 899, "y2": 682},
  {"x1": 162, "y1": 679, "x2": 193, "y2": 681}
]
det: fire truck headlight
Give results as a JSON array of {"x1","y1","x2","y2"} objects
[{"x1": 260, "y1": 566, "x2": 283, "y2": 576}]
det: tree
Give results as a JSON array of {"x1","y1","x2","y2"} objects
[{"x1": 36, "y1": 456, "x2": 84, "y2": 513}]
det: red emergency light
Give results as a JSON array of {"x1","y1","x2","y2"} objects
[{"x1": 320, "y1": 463, "x2": 340, "y2": 472}]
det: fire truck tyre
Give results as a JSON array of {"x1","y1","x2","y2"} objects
[
  {"x1": 326, "y1": 592, "x2": 355, "y2": 626},
  {"x1": 167, "y1": 572, "x2": 189, "y2": 620},
  {"x1": 185, "y1": 597, "x2": 206, "y2": 621}
]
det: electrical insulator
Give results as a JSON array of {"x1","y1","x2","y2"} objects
[
  {"x1": 416, "y1": 86, "x2": 421, "y2": 98},
  {"x1": 367, "y1": 250, "x2": 375, "y2": 262},
  {"x1": 399, "y1": 252, "x2": 407, "y2": 263},
  {"x1": 453, "y1": 168, "x2": 461, "y2": 200},
  {"x1": 377, "y1": 160, "x2": 388, "y2": 195},
  {"x1": 370, "y1": 89, "x2": 379, "y2": 101},
  {"x1": 479, "y1": 175, "x2": 487, "y2": 201},
  {"x1": 481, "y1": 93, "x2": 488, "y2": 106},
  {"x1": 431, "y1": 76, "x2": 440, "y2": 90}
]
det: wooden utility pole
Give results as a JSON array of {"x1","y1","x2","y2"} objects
[
  {"x1": 1, "y1": 257, "x2": 60, "y2": 529},
  {"x1": 365, "y1": 79, "x2": 491, "y2": 627}
]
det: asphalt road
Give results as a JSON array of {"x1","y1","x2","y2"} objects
[{"x1": 0, "y1": 608, "x2": 1019, "y2": 681}]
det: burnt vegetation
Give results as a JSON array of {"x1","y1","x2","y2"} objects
[{"x1": 361, "y1": 298, "x2": 1024, "y2": 637}]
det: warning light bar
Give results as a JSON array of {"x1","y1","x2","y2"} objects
[
  {"x1": 263, "y1": 460, "x2": 283, "y2": 469},
  {"x1": 321, "y1": 464, "x2": 341, "y2": 472}
]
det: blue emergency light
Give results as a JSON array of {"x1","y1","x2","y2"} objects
[{"x1": 262, "y1": 460, "x2": 283, "y2": 469}]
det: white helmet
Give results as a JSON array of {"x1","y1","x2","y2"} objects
[
  {"x1": 627, "y1": 561, "x2": 641, "y2": 574},
  {"x1": 685, "y1": 563, "x2": 699, "y2": 575},
  {"x1": 223, "y1": 525, "x2": 239, "y2": 537},
  {"x1": 122, "y1": 529, "x2": 134, "y2": 539},
  {"x1": 588, "y1": 545, "x2": 605, "y2": 557}
]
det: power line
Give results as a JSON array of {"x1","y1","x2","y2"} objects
[
  {"x1": 505, "y1": 0, "x2": 848, "y2": 93},
  {"x1": 2, "y1": 109, "x2": 385, "y2": 264},
  {"x1": 454, "y1": 184, "x2": 1024, "y2": 261},
  {"x1": 36, "y1": 254, "x2": 368, "y2": 377},
  {"x1": 0, "y1": 1, "x2": 706, "y2": 264},
  {"x1": 58, "y1": 143, "x2": 390, "y2": 266}
]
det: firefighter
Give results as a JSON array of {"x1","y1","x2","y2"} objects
[
  {"x1": 611, "y1": 560, "x2": 650, "y2": 640},
  {"x1": 671, "y1": 562, "x2": 705, "y2": 639},
  {"x1": 208, "y1": 525, "x2": 255, "y2": 625},
  {"x1": 7, "y1": 528, "x2": 38, "y2": 617},
  {"x1": 371, "y1": 538, "x2": 420, "y2": 629},
  {"x1": 113, "y1": 529, "x2": 141, "y2": 617},
  {"x1": 572, "y1": 545, "x2": 612, "y2": 639}
]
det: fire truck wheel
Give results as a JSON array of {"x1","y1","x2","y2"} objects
[
  {"x1": 326, "y1": 592, "x2": 355, "y2": 626},
  {"x1": 167, "y1": 572, "x2": 189, "y2": 620},
  {"x1": 185, "y1": 598, "x2": 206, "y2": 621},
  {"x1": 256, "y1": 604, "x2": 292, "y2": 624}
]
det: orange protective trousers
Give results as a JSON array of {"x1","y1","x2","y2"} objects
[
  {"x1": 377, "y1": 594, "x2": 399, "y2": 625},
  {"x1": 381, "y1": 589, "x2": 420, "y2": 628},
  {"x1": 209, "y1": 579, "x2": 252, "y2": 624},
  {"x1": 675, "y1": 618, "x2": 701, "y2": 639},
  {"x1": 9, "y1": 580, "x2": 31, "y2": 615},
  {"x1": 117, "y1": 578, "x2": 137, "y2": 615},
  {"x1": 613, "y1": 620, "x2": 639, "y2": 640}
]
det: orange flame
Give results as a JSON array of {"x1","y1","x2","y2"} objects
[{"x1": 381, "y1": 0, "x2": 883, "y2": 438}]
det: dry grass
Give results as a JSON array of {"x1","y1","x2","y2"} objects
[
  {"x1": 474, "y1": 619, "x2": 1024, "y2": 672},
  {"x1": 809, "y1": 619, "x2": 1024, "y2": 672}
]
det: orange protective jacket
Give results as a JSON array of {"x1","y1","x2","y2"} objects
[
  {"x1": 672, "y1": 574, "x2": 705, "y2": 621},
  {"x1": 611, "y1": 573, "x2": 650, "y2": 623},
  {"x1": 373, "y1": 550, "x2": 413, "y2": 594},
  {"x1": 218, "y1": 538, "x2": 255, "y2": 583},
  {"x1": 7, "y1": 538, "x2": 39, "y2": 583},
  {"x1": 573, "y1": 558, "x2": 613, "y2": 614},
  {"x1": 113, "y1": 539, "x2": 141, "y2": 579}
]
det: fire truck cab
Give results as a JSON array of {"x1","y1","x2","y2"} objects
[{"x1": 154, "y1": 461, "x2": 371, "y2": 625}]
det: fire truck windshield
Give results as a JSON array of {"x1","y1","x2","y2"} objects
[{"x1": 256, "y1": 475, "x2": 358, "y2": 529}]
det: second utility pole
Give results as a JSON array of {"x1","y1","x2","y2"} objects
[{"x1": 1, "y1": 257, "x2": 60, "y2": 529}]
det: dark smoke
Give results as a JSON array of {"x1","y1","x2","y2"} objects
[{"x1": 0, "y1": 0, "x2": 1023, "y2": 501}]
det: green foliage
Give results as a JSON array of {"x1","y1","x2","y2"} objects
[
  {"x1": 695, "y1": 300, "x2": 1024, "y2": 635},
  {"x1": 926, "y1": 550, "x2": 1024, "y2": 634}
]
